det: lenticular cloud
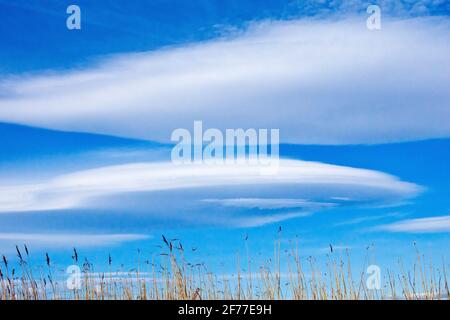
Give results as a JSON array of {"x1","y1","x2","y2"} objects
[
  {"x1": 0, "y1": 159, "x2": 422, "y2": 227},
  {"x1": 0, "y1": 17, "x2": 449, "y2": 144}
]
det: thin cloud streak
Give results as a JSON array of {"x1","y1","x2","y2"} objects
[
  {"x1": 202, "y1": 198, "x2": 336, "y2": 210},
  {"x1": 376, "y1": 215, "x2": 450, "y2": 233},
  {"x1": 334, "y1": 211, "x2": 407, "y2": 226},
  {"x1": 0, "y1": 233, "x2": 150, "y2": 247}
]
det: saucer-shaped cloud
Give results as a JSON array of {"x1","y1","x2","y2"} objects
[
  {"x1": 0, "y1": 159, "x2": 421, "y2": 227},
  {"x1": 0, "y1": 17, "x2": 449, "y2": 144}
]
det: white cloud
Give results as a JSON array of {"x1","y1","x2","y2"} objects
[
  {"x1": 377, "y1": 215, "x2": 450, "y2": 233},
  {"x1": 0, "y1": 17, "x2": 449, "y2": 144},
  {"x1": 0, "y1": 159, "x2": 421, "y2": 227},
  {"x1": 202, "y1": 198, "x2": 335, "y2": 209},
  {"x1": 334, "y1": 211, "x2": 406, "y2": 226},
  {"x1": 229, "y1": 211, "x2": 314, "y2": 228},
  {"x1": 0, "y1": 233, "x2": 149, "y2": 247}
]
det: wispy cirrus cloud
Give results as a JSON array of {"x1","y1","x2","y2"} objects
[
  {"x1": 376, "y1": 215, "x2": 450, "y2": 233},
  {"x1": 334, "y1": 211, "x2": 407, "y2": 226},
  {"x1": 0, "y1": 232, "x2": 149, "y2": 248},
  {"x1": 201, "y1": 198, "x2": 336, "y2": 210},
  {"x1": 0, "y1": 17, "x2": 449, "y2": 144}
]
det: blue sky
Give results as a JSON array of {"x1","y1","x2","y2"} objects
[{"x1": 0, "y1": 0, "x2": 449, "y2": 277}]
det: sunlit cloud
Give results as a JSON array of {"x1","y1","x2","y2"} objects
[
  {"x1": 201, "y1": 198, "x2": 336, "y2": 210},
  {"x1": 377, "y1": 215, "x2": 450, "y2": 233},
  {"x1": 0, "y1": 159, "x2": 422, "y2": 227},
  {"x1": 334, "y1": 211, "x2": 407, "y2": 227},
  {"x1": 0, "y1": 233, "x2": 149, "y2": 248},
  {"x1": 0, "y1": 17, "x2": 449, "y2": 144}
]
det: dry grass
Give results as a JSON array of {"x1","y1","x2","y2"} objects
[{"x1": 0, "y1": 238, "x2": 448, "y2": 300}]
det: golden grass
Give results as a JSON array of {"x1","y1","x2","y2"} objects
[{"x1": 0, "y1": 239, "x2": 448, "y2": 300}]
